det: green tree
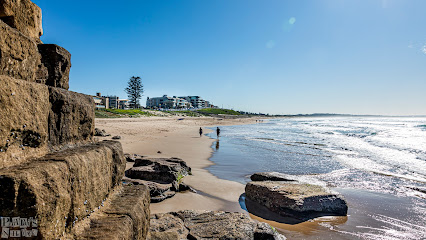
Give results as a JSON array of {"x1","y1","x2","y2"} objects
[{"x1": 125, "y1": 76, "x2": 143, "y2": 109}]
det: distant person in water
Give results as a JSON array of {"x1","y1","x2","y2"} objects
[
  {"x1": 216, "y1": 127, "x2": 221, "y2": 138},
  {"x1": 199, "y1": 127, "x2": 203, "y2": 137}
]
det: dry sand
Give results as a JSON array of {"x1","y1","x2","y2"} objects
[{"x1": 95, "y1": 116, "x2": 256, "y2": 214}]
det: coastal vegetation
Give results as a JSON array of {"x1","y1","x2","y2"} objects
[
  {"x1": 196, "y1": 108, "x2": 241, "y2": 115},
  {"x1": 95, "y1": 108, "x2": 153, "y2": 118},
  {"x1": 95, "y1": 108, "x2": 242, "y2": 118}
]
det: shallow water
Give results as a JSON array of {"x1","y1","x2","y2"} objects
[{"x1": 207, "y1": 117, "x2": 426, "y2": 239}]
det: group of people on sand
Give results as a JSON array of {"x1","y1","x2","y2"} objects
[{"x1": 199, "y1": 127, "x2": 220, "y2": 138}]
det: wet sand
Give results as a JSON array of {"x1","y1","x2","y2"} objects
[{"x1": 95, "y1": 117, "x2": 252, "y2": 214}]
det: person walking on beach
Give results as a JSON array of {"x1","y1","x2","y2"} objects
[
  {"x1": 199, "y1": 127, "x2": 203, "y2": 137},
  {"x1": 216, "y1": 127, "x2": 221, "y2": 138}
]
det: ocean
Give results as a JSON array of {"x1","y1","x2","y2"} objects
[{"x1": 207, "y1": 117, "x2": 426, "y2": 239}]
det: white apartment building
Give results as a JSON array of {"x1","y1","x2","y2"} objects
[{"x1": 146, "y1": 95, "x2": 192, "y2": 109}]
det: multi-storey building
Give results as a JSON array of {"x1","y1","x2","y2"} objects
[
  {"x1": 146, "y1": 95, "x2": 192, "y2": 109},
  {"x1": 179, "y1": 96, "x2": 205, "y2": 108}
]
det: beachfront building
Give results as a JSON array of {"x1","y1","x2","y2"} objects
[
  {"x1": 146, "y1": 95, "x2": 218, "y2": 109},
  {"x1": 117, "y1": 99, "x2": 130, "y2": 109},
  {"x1": 92, "y1": 92, "x2": 110, "y2": 109},
  {"x1": 178, "y1": 96, "x2": 206, "y2": 108},
  {"x1": 105, "y1": 95, "x2": 119, "y2": 109},
  {"x1": 92, "y1": 93, "x2": 132, "y2": 109},
  {"x1": 146, "y1": 95, "x2": 192, "y2": 109}
]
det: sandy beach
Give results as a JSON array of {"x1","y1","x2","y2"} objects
[
  {"x1": 95, "y1": 116, "x2": 426, "y2": 240},
  {"x1": 95, "y1": 116, "x2": 256, "y2": 214}
]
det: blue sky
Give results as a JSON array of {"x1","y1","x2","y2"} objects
[{"x1": 33, "y1": 0, "x2": 426, "y2": 115}]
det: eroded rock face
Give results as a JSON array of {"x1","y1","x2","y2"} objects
[
  {"x1": 0, "y1": 141, "x2": 125, "y2": 239},
  {"x1": 0, "y1": 76, "x2": 49, "y2": 168},
  {"x1": 0, "y1": 76, "x2": 96, "y2": 167},
  {"x1": 38, "y1": 44, "x2": 71, "y2": 90},
  {"x1": 245, "y1": 180, "x2": 348, "y2": 221},
  {"x1": 48, "y1": 87, "x2": 95, "y2": 150},
  {"x1": 0, "y1": 0, "x2": 43, "y2": 40},
  {"x1": 0, "y1": 1, "x2": 149, "y2": 238},
  {"x1": 148, "y1": 210, "x2": 286, "y2": 240},
  {"x1": 0, "y1": 20, "x2": 42, "y2": 81},
  {"x1": 77, "y1": 185, "x2": 150, "y2": 240}
]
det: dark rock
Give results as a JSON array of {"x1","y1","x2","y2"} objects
[
  {"x1": 38, "y1": 44, "x2": 71, "y2": 90},
  {"x1": 0, "y1": 141, "x2": 126, "y2": 240},
  {"x1": 126, "y1": 157, "x2": 191, "y2": 184},
  {"x1": 148, "y1": 210, "x2": 286, "y2": 240},
  {"x1": 177, "y1": 182, "x2": 196, "y2": 192},
  {"x1": 48, "y1": 87, "x2": 94, "y2": 150},
  {"x1": 95, "y1": 128, "x2": 110, "y2": 137},
  {"x1": 245, "y1": 181, "x2": 348, "y2": 222},
  {"x1": 124, "y1": 153, "x2": 144, "y2": 162},
  {"x1": 122, "y1": 177, "x2": 175, "y2": 202},
  {"x1": 151, "y1": 191, "x2": 176, "y2": 203},
  {"x1": 0, "y1": 0, "x2": 43, "y2": 40},
  {"x1": 251, "y1": 172, "x2": 298, "y2": 182},
  {"x1": 122, "y1": 177, "x2": 179, "y2": 203},
  {"x1": 77, "y1": 184, "x2": 150, "y2": 240},
  {"x1": 112, "y1": 135, "x2": 121, "y2": 140}
]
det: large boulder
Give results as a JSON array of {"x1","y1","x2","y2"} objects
[
  {"x1": 245, "y1": 181, "x2": 348, "y2": 221},
  {"x1": 0, "y1": 20, "x2": 42, "y2": 82},
  {"x1": 0, "y1": 76, "x2": 49, "y2": 168},
  {"x1": 38, "y1": 44, "x2": 71, "y2": 90},
  {"x1": 0, "y1": 141, "x2": 125, "y2": 239},
  {"x1": 125, "y1": 157, "x2": 191, "y2": 183},
  {"x1": 0, "y1": 0, "x2": 43, "y2": 40},
  {"x1": 77, "y1": 185, "x2": 150, "y2": 240},
  {"x1": 148, "y1": 210, "x2": 286, "y2": 240},
  {"x1": 48, "y1": 87, "x2": 94, "y2": 150}
]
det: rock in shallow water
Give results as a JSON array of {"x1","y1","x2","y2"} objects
[
  {"x1": 251, "y1": 172, "x2": 298, "y2": 182},
  {"x1": 245, "y1": 179, "x2": 348, "y2": 222},
  {"x1": 148, "y1": 210, "x2": 286, "y2": 240}
]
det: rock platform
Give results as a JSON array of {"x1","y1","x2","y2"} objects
[{"x1": 245, "y1": 172, "x2": 348, "y2": 222}]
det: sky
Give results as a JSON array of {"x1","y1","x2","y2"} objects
[{"x1": 33, "y1": 0, "x2": 426, "y2": 115}]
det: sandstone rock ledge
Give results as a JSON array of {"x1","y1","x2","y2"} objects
[
  {"x1": 148, "y1": 210, "x2": 286, "y2": 240},
  {"x1": 76, "y1": 184, "x2": 150, "y2": 240},
  {"x1": 0, "y1": 141, "x2": 125, "y2": 239},
  {"x1": 245, "y1": 172, "x2": 348, "y2": 222},
  {"x1": 125, "y1": 157, "x2": 193, "y2": 202}
]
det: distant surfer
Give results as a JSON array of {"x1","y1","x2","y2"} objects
[
  {"x1": 199, "y1": 127, "x2": 203, "y2": 137},
  {"x1": 216, "y1": 127, "x2": 221, "y2": 138}
]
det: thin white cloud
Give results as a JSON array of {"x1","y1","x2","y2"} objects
[{"x1": 422, "y1": 44, "x2": 426, "y2": 54}]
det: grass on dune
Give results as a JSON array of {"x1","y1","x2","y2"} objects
[
  {"x1": 196, "y1": 108, "x2": 241, "y2": 115},
  {"x1": 95, "y1": 109, "x2": 154, "y2": 118}
]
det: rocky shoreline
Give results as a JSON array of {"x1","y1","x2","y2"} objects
[{"x1": 0, "y1": 0, "x2": 350, "y2": 239}]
